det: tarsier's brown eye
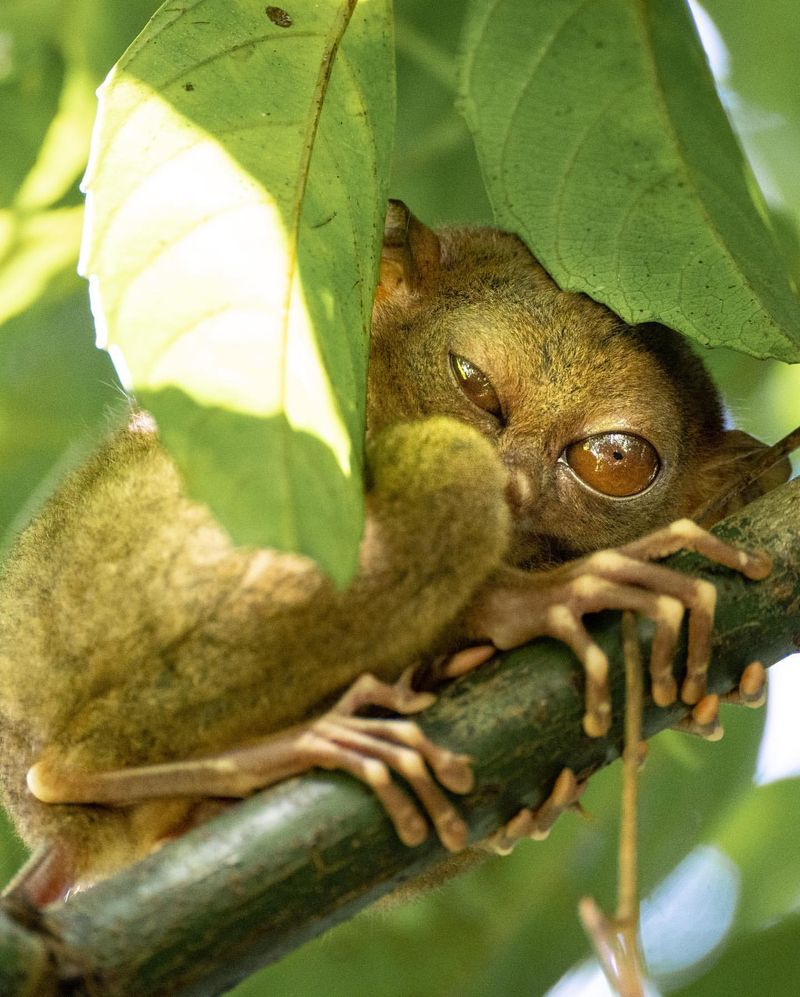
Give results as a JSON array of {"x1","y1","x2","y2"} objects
[
  {"x1": 449, "y1": 353, "x2": 503, "y2": 418},
  {"x1": 565, "y1": 432, "x2": 660, "y2": 497}
]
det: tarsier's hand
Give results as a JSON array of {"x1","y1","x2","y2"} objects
[{"x1": 462, "y1": 519, "x2": 771, "y2": 737}]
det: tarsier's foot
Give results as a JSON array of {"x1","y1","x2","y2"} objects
[
  {"x1": 485, "y1": 768, "x2": 587, "y2": 856},
  {"x1": 27, "y1": 672, "x2": 474, "y2": 854},
  {"x1": 469, "y1": 519, "x2": 771, "y2": 738}
]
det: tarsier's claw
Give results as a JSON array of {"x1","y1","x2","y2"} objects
[{"x1": 486, "y1": 768, "x2": 586, "y2": 856}]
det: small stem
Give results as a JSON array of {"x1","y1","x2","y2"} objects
[
  {"x1": 579, "y1": 613, "x2": 647, "y2": 997},
  {"x1": 618, "y1": 611, "x2": 642, "y2": 925}
]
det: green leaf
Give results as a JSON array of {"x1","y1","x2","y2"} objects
[
  {"x1": 670, "y1": 912, "x2": 800, "y2": 997},
  {"x1": 0, "y1": 17, "x2": 64, "y2": 209},
  {"x1": 459, "y1": 0, "x2": 800, "y2": 362},
  {"x1": 707, "y1": 776, "x2": 800, "y2": 933},
  {"x1": 80, "y1": 0, "x2": 395, "y2": 585},
  {"x1": 0, "y1": 270, "x2": 127, "y2": 550}
]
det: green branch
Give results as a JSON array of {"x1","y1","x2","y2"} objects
[{"x1": 2, "y1": 480, "x2": 799, "y2": 996}]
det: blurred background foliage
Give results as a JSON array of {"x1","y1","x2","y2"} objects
[{"x1": 0, "y1": 0, "x2": 798, "y2": 994}]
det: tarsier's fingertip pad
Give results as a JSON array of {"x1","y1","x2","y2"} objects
[
  {"x1": 442, "y1": 816, "x2": 469, "y2": 853},
  {"x1": 652, "y1": 677, "x2": 678, "y2": 707},
  {"x1": 739, "y1": 661, "x2": 768, "y2": 707},
  {"x1": 673, "y1": 694, "x2": 724, "y2": 740},
  {"x1": 681, "y1": 676, "x2": 707, "y2": 706},
  {"x1": 399, "y1": 814, "x2": 429, "y2": 847},
  {"x1": 693, "y1": 694, "x2": 720, "y2": 727},
  {"x1": 583, "y1": 712, "x2": 611, "y2": 738},
  {"x1": 437, "y1": 754, "x2": 475, "y2": 795},
  {"x1": 744, "y1": 550, "x2": 772, "y2": 580}
]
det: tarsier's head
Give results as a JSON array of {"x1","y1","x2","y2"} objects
[{"x1": 368, "y1": 201, "x2": 784, "y2": 568}]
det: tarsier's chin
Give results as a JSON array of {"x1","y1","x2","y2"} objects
[{"x1": 0, "y1": 200, "x2": 785, "y2": 906}]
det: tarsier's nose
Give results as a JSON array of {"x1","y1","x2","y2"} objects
[{"x1": 504, "y1": 466, "x2": 540, "y2": 515}]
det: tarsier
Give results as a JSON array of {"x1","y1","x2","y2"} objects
[{"x1": 0, "y1": 202, "x2": 782, "y2": 906}]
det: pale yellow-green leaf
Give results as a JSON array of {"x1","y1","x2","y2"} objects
[{"x1": 80, "y1": 0, "x2": 394, "y2": 584}]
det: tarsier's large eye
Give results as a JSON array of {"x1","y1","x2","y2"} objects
[
  {"x1": 564, "y1": 432, "x2": 660, "y2": 497},
  {"x1": 449, "y1": 353, "x2": 503, "y2": 418}
]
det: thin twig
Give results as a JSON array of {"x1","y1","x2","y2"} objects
[{"x1": 695, "y1": 424, "x2": 800, "y2": 526}]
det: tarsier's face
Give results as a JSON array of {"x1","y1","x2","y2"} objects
[{"x1": 368, "y1": 226, "x2": 724, "y2": 568}]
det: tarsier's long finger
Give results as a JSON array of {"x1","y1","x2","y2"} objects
[
  {"x1": 335, "y1": 715, "x2": 474, "y2": 793},
  {"x1": 300, "y1": 730, "x2": 431, "y2": 847},
  {"x1": 442, "y1": 644, "x2": 496, "y2": 679},
  {"x1": 544, "y1": 607, "x2": 610, "y2": 737},
  {"x1": 332, "y1": 671, "x2": 435, "y2": 716},
  {"x1": 581, "y1": 553, "x2": 730, "y2": 706},
  {"x1": 555, "y1": 581, "x2": 688, "y2": 735},
  {"x1": 618, "y1": 519, "x2": 771, "y2": 580},
  {"x1": 316, "y1": 719, "x2": 469, "y2": 851}
]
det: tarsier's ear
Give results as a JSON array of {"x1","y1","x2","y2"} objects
[
  {"x1": 692, "y1": 429, "x2": 792, "y2": 526},
  {"x1": 375, "y1": 200, "x2": 442, "y2": 303}
]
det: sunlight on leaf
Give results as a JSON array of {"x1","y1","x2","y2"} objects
[
  {"x1": 459, "y1": 0, "x2": 800, "y2": 362},
  {"x1": 14, "y1": 66, "x2": 98, "y2": 212},
  {"x1": 80, "y1": 0, "x2": 394, "y2": 584},
  {"x1": 0, "y1": 206, "x2": 83, "y2": 324}
]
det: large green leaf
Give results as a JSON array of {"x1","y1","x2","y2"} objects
[
  {"x1": 80, "y1": 0, "x2": 395, "y2": 585},
  {"x1": 671, "y1": 912, "x2": 800, "y2": 997},
  {"x1": 706, "y1": 776, "x2": 800, "y2": 934},
  {"x1": 459, "y1": 0, "x2": 800, "y2": 362}
]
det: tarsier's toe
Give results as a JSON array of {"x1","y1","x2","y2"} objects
[
  {"x1": 672, "y1": 694, "x2": 724, "y2": 741},
  {"x1": 725, "y1": 661, "x2": 767, "y2": 708},
  {"x1": 488, "y1": 768, "x2": 586, "y2": 855}
]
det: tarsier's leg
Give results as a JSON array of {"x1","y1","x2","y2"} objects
[
  {"x1": 27, "y1": 673, "x2": 474, "y2": 853},
  {"x1": 465, "y1": 520, "x2": 771, "y2": 737}
]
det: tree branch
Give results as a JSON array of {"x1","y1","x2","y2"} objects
[{"x1": 2, "y1": 480, "x2": 799, "y2": 996}]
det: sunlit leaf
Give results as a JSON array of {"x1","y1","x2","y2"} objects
[
  {"x1": 80, "y1": 0, "x2": 394, "y2": 584},
  {"x1": 0, "y1": 206, "x2": 83, "y2": 323},
  {"x1": 459, "y1": 0, "x2": 800, "y2": 361}
]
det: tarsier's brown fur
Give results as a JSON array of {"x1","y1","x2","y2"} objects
[{"x1": 0, "y1": 204, "x2": 779, "y2": 895}]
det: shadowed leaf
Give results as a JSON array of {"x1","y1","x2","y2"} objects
[{"x1": 459, "y1": 0, "x2": 800, "y2": 361}]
